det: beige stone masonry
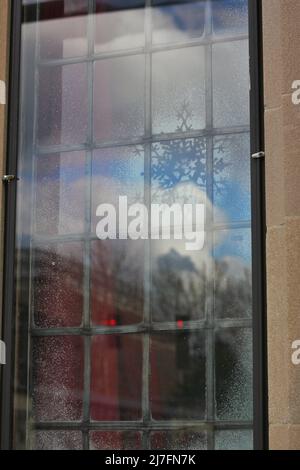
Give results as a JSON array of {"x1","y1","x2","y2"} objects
[{"x1": 263, "y1": 0, "x2": 300, "y2": 449}]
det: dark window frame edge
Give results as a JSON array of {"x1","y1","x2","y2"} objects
[{"x1": 248, "y1": 0, "x2": 269, "y2": 451}]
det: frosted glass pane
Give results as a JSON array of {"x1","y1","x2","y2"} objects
[
  {"x1": 150, "y1": 430, "x2": 207, "y2": 450},
  {"x1": 151, "y1": 240, "x2": 206, "y2": 322},
  {"x1": 150, "y1": 136, "x2": 208, "y2": 323},
  {"x1": 32, "y1": 336, "x2": 84, "y2": 421},
  {"x1": 212, "y1": 0, "x2": 248, "y2": 36},
  {"x1": 93, "y1": 55, "x2": 145, "y2": 142},
  {"x1": 152, "y1": 47, "x2": 206, "y2": 134},
  {"x1": 213, "y1": 133, "x2": 251, "y2": 223},
  {"x1": 215, "y1": 328, "x2": 253, "y2": 420},
  {"x1": 91, "y1": 240, "x2": 144, "y2": 326},
  {"x1": 38, "y1": 63, "x2": 88, "y2": 147},
  {"x1": 33, "y1": 243, "x2": 84, "y2": 328},
  {"x1": 14, "y1": 0, "x2": 254, "y2": 451},
  {"x1": 214, "y1": 228, "x2": 252, "y2": 319},
  {"x1": 150, "y1": 331, "x2": 206, "y2": 420},
  {"x1": 215, "y1": 430, "x2": 253, "y2": 450},
  {"x1": 213, "y1": 40, "x2": 249, "y2": 128},
  {"x1": 95, "y1": 0, "x2": 145, "y2": 53},
  {"x1": 35, "y1": 152, "x2": 86, "y2": 235},
  {"x1": 90, "y1": 432, "x2": 142, "y2": 450},
  {"x1": 91, "y1": 335, "x2": 143, "y2": 420},
  {"x1": 91, "y1": 146, "x2": 144, "y2": 232},
  {"x1": 214, "y1": 227, "x2": 251, "y2": 264},
  {"x1": 33, "y1": 431, "x2": 82, "y2": 450},
  {"x1": 152, "y1": 0, "x2": 205, "y2": 45},
  {"x1": 151, "y1": 137, "x2": 207, "y2": 202},
  {"x1": 39, "y1": 0, "x2": 89, "y2": 59}
]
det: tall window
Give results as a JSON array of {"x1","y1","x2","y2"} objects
[{"x1": 12, "y1": 0, "x2": 252, "y2": 450}]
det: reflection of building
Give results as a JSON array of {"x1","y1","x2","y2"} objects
[
  {"x1": 0, "y1": 0, "x2": 300, "y2": 452},
  {"x1": 14, "y1": 241, "x2": 252, "y2": 449}
]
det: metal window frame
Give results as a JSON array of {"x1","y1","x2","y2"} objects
[
  {"x1": 0, "y1": 0, "x2": 268, "y2": 450},
  {"x1": 248, "y1": 0, "x2": 269, "y2": 451},
  {"x1": 0, "y1": 0, "x2": 22, "y2": 451}
]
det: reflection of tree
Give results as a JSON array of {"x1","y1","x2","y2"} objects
[
  {"x1": 151, "y1": 248, "x2": 252, "y2": 421},
  {"x1": 91, "y1": 240, "x2": 144, "y2": 326},
  {"x1": 168, "y1": 323, "x2": 252, "y2": 423},
  {"x1": 17, "y1": 87, "x2": 250, "y2": 439},
  {"x1": 152, "y1": 248, "x2": 206, "y2": 321},
  {"x1": 214, "y1": 260, "x2": 252, "y2": 318},
  {"x1": 215, "y1": 327, "x2": 252, "y2": 421},
  {"x1": 152, "y1": 248, "x2": 251, "y2": 322},
  {"x1": 16, "y1": 243, "x2": 252, "y2": 447},
  {"x1": 171, "y1": 330, "x2": 206, "y2": 419}
]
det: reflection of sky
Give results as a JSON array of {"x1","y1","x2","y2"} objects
[
  {"x1": 21, "y1": 0, "x2": 251, "y2": 268},
  {"x1": 217, "y1": 180, "x2": 250, "y2": 222},
  {"x1": 25, "y1": 0, "x2": 249, "y2": 54},
  {"x1": 214, "y1": 228, "x2": 251, "y2": 266},
  {"x1": 213, "y1": 134, "x2": 251, "y2": 223},
  {"x1": 212, "y1": 0, "x2": 248, "y2": 35},
  {"x1": 216, "y1": 181, "x2": 250, "y2": 222},
  {"x1": 152, "y1": 1, "x2": 206, "y2": 43},
  {"x1": 92, "y1": 149, "x2": 143, "y2": 182},
  {"x1": 91, "y1": 147, "x2": 144, "y2": 210},
  {"x1": 156, "y1": 3, "x2": 204, "y2": 34}
]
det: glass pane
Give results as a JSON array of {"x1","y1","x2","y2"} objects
[
  {"x1": 152, "y1": 0, "x2": 206, "y2": 45},
  {"x1": 32, "y1": 336, "x2": 84, "y2": 421},
  {"x1": 213, "y1": 40, "x2": 249, "y2": 128},
  {"x1": 215, "y1": 328, "x2": 253, "y2": 421},
  {"x1": 215, "y1": 429, "x2": 253, "y2": 450},
  {"x1": 150, "y1": 430, "x2": 207, "y2": 450},
  {"x1": 38, "y1": 63, "x2": 88, "y2": 147},
  {"x1": 91, "y1": 240, "x2": 144, "y2": 326},
  {"x1": 151, "y1": 240, "x2": 206, "y2": 322},
  {"x1": 91, "y1": 335, "x2": 143, "y2": 420},
  {"x1": 213, "y1": 133, "x2": 251, "y2": 223},
  {"x1": 33, "y1": 243, "x2": 84, "y2": 328},
  {"x1": 214, "y1": 228, "x2": 252, "y2": 319},
  {"x1": 35, "y1": 152, "x2": 86, "y2": 235},
  {"x1": 91, "y1": 146, "x2": 144, "y2": 232},
  {"x1": 151, "y1": 137, "x2": 207, "y2": 199},
  {"x1": 90, "y1": 431, "x2": 142, "y2": 450},
  {"x1": 93, "y1": 55, "x2": 145, "y2": 142},
  {"x1": 150, "y1": 331, "x2": 206, "y2": 419},
  {"x1": 32, "y1": 431, "x2": 82, "y2": 450},
  {"x1": 39, "y1": 0, "x2": 89, "y2": 59},
  {"x1": 212, "y1": 0, "x2": 248, "y2": 36},
  {"x1": 13, "y1": 0, "x2": 253, "y2": 451},
  {"x1": 152, "y1": 47, "x2": 206, "y2": 134},
  {"x1": 95, "y1": 0, "x2": 145, "y2": 53}
]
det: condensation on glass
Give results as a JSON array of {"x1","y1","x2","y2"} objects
[{"x1": 13, "y1": 0, "x2": 252, "y2": 450}]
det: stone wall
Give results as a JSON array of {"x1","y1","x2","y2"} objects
[{"x1": 263, "y1": 0, "x2": 300, "y2": 449}]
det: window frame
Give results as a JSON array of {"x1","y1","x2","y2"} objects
[{"x1": 0, "y1": 0, "x2": 268, "y2": 450}]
